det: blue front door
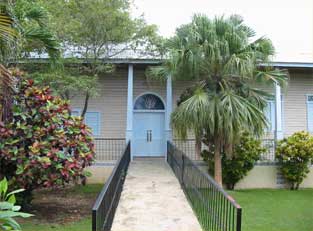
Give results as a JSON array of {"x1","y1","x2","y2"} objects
[{"x1": 133, "y1": 112, "x2": 165, "y2": 156}]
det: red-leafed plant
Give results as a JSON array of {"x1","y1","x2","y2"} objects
[{"x1": 0, "y1": 79, "x2": 95, "y2": 207}]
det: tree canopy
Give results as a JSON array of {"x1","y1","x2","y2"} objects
[
  {"x1": 31, "y1": 0, "x2": 161, "y2": 116},
  {"x1": 40, "y1": 0, "x2": 160, "y2": 62}
]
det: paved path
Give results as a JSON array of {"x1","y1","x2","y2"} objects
[{"x1": 111, "y1": 158, "x2": 202, "y2": 231}]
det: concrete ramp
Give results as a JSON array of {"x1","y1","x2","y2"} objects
[{"x1": 111, "y1": 158, "x2": 202, "y2": 231}]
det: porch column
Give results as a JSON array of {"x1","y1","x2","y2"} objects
[
  {"x1": 275, "y1": 83, "x2": 283, "y2": 140},
  {"x1": 126, "y1": 64, "x2": 133, "y2": 143},
  {"x1": 165, "y1": 75, "x2": 173, "y2": 142}
]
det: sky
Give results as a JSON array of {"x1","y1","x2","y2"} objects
[{"x1": 132, "y1": 0, "x2": 313, "y2": 62}]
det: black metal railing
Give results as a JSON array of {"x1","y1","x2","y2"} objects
[
  {"x1": 167, "y1": 142, "x2": 242, "y2": 231},
  {"x1": 174, "y1": 138, "x2": 276, "y2": 164},
  {"x1": 92, "y1": 141, "x2": 130, "y2": 231},
  {"x1": 94, "y1": 138, "x2": 126, "y2": 162},
  {"x1": 259, "y1": 139, "x2": 276, "y2": 163},
  {"x1": 173, "y1": 139, "x2": 202, "y2": 161}
]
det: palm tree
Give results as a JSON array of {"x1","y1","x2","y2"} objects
[
  {"x1": 1, "y1": 0, "x2": 60, "y2": 63},
  {"x1": 0, "y1": 0, "x2": 59, "y2": 121},
  {"x1": 149, "y1": 14, "x2": 288, "y2": 186}
]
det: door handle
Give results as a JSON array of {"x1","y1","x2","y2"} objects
[{"x1": 146, "y1": 130, "x2": 152, "y2": 142}]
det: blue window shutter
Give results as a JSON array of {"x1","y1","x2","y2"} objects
[
  {"x1": 85, "y1": 112, "x2": 100, "y2": 136},
  {"x1": 307, "y1": 98, "x2": 313, "y2": 132}
]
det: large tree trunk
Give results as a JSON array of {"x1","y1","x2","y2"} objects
[
  {"x1": 214, "y1": 137, "x2": 222, "y2": 186},
  {"x1": 81, "y1": 92, "x2": 90, "y2": 118}
]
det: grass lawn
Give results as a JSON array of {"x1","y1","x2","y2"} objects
[
  {"x1": 19, "y1": 184, "x2": 103, "y2": 231},
  {"x1": 229, "y1": 189, "x2": 313, "y2": 231},
  {"x1": 21, "y1": 218, "x2": 91, "y2": 231}
]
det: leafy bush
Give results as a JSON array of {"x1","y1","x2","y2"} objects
[
  {"x1": 276, "y1": 131, "x2": 313, "y2": 190},
  {"x1": 0, "y1": 178, "x2": 33, "y2": 230},
  {"x1": 0, "y1": 80, "x2": 95, "y2": 206},
  {"x1": 202, "y1": 133, "x2": 265, "y2": 189}
]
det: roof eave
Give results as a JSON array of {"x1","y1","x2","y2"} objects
[
  {"x1": 13, "y1": 58, "x2": 163, "y2": 65},
  {"x1": 13, "y1": 58, "x2": 313, "y2": 68},
  {"x1": 261, "y1": 62, "x2": 313, "y2": 68}
]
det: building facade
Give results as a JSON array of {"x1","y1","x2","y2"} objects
[{"x1": 69, "y1": 60, "x2": 313, "y2": 160}]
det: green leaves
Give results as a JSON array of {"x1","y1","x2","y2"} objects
[
  {"x1": 203, "y1": 133, "x2": 265, "y2": 189},
  {"x1": 0, "y1": 178, "x2": 8, "y2": 199},
  {"x1": 150, "y1": 14, "x2": 288, "y2": 185},
  {"x1": 276, "y1": 131, "x2": 313, "y2": 190},
  {"x1": 151, "y1": 14, "x2": 288, "y2": 145},
  {"x1": 0, "y1": 178, "x2": 32, "y2": 230},
  {"x1": 0, "y1": 79, "x2": 95, "y2": 207},
  {"x1": 0, "y1": 0, "x2": 60, "y2": 64}
]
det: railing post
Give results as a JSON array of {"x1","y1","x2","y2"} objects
[
  {"x1": 237, "y1": 207, "x2": 242, "y2": 231},
  {"x1": 181, "y1": 154, "x2": 185, "y2": 186}
]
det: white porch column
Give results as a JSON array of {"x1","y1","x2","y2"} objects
[
  {"x1": 126, "y1": 64, "x2": 133, "y2": 143},
  {"x1": 165, "y1": 75, "x2": 173, "y2": 142},
  {"x1": 275, "y1": 83, "x2": 283, "y2": 140}
]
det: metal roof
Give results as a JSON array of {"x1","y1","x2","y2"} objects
[
  {"x1": 269, "y1": 62, "x2": 313, "y2": 68},
  {"x1": 21, "y1": 48, "x2": 313, "y2": 68}
]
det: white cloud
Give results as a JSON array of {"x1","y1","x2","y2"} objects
[{"x1": 132, "y1": 0, "x2": 313, "y2": 62}]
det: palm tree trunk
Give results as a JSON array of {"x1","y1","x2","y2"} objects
[
  {"x1": 214, "y1": 137, "x2": 223, "y2": 186},
  {"x1": 0, "y1": 65, "x2": 14, "y2": 122},
  {"x1": 225, "y1": 142, "x2": 233, "y2": 159}
]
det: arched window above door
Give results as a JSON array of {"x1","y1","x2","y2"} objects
[{"x1": 134, "y1": 93, "x2": 165, "y2": 110}]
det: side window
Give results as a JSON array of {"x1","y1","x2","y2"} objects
[
  {"x1": 307, "y1": 95, "x2": 313, "y2": 132},
  {"x1": 265, "y1": 101, "x2": 275, "y2": 131},
  {"x1": 71, "y1": 110, "x2": 80, "y2": 116},
  {"x1": 85, "y1": 112, "x2": 101, "y2": 136},
  {"x1": 264, "y1": 96, "x2": 284, "y2": 132}
]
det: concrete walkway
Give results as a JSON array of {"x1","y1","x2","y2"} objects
[{"x1": 111, "y1": 158, "x2": 202, "y2": 231}]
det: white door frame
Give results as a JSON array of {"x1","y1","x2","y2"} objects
[
  {"x1": 125, "y1": 64, "x2": 173, "y2": 161},
  {"x1": 132, "y1": 92, "x2": 166, "y2": 158}
]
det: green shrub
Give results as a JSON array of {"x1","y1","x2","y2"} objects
[
  {"x1": 202, "y1": 133, "x2": 265, "y2": 189},
  {"x1": 0, "y1": 178, "x2": 33, "y2": 230},
  {"x1": 0, "y1": 80, "x2": 95, "y2": 207},
  {"x1": 276, "y1": 131, "x2": 313, "y2": 190}
]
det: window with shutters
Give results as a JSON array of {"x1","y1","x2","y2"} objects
[{"x1": 307, "y1": 95, "x2": 313, "y2": 132}]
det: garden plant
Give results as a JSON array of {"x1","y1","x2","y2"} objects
[
  {"x1": 0, "y1": 79, "x2": 95, "y2": 207},
  {"x1": 276, "y1": 131, "x2": 313, "y2": 190},
  {"x1": 0, "y1": 178, "x2": 32, "y2": 230},
  {"x1": 202, "y1": 133, "x2": 265, "y2": 189}
]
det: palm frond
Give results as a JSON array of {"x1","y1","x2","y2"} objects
[
  {"x1": 255, "y1": 68, "x2": 289, "y2": 87},
  {"x1": 171, "y1": 87, "x2": 210, "y2": 139},
  {"x1": 24, "y1": 27, "x2": 60, "y2": 59},
  {"x1": 0, "y1": 14, "x2": 17, "y2": 41},
  {"x1": 24, "y1": 6, "x2": 48, "y2": 27}
]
